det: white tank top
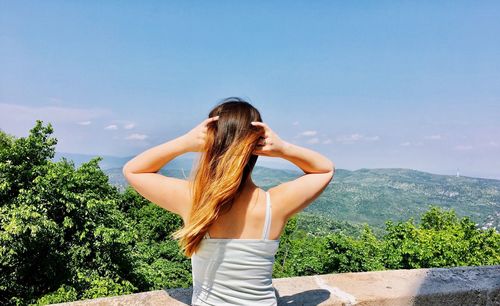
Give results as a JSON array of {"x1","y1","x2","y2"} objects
[{"x1": 191, "y1": 191, "x2": 280, "y2": 305}]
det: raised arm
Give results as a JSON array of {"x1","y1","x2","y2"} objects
[
  {"x1": 250, "y1": 121, "x2": 335, "y2": 221},
  {"x1": 280, "y1": 140, "x2": 335, "y2": 174},
  {"x1": 272, "y1": 141, "x2": 334, "y2": 220},
  {"x1": 122, "y1": 116, "x2": 219, "y2": 222}
]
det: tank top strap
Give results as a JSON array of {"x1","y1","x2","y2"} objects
[{"x1": 261, "y1": 191, "x2": 272, "y2": 240}]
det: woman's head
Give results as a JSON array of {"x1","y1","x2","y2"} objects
[
  {"x1": 206, "y1": 97, "x2": 263, "y2": 179},
  {"x1": 172, "y1": 97, "x2": 264, "y2": 257}
]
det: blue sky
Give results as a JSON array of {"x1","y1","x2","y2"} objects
[{"x1": 1, "y1": 1, "x2": 499, "y2": 179}]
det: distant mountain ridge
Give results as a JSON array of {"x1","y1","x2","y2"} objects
[
  {"x1": 54, "y1": 151, "x2": 500, "y2": 233},
  {"x1": 53, "y1": 151, "x2": 195, "y2": 171},
  {"x1": 318, "y1": 167, "x2": 499, "y2": 232}
]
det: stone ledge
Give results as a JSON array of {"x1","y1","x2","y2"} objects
[{"x1": 50, "y1": 265, "x2": 499, "y2": 305}]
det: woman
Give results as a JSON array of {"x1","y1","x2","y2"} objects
[{"x1": 123, "y1": 97, "x2": 335, "y2": 305}]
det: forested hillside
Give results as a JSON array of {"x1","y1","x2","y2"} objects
[{"x1": 105, "y1": 158, "x2": 500, "y2": 235}]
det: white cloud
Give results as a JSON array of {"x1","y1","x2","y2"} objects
[
  {"x1": 105, "y1": 124, "x2": 118, "y2": 130},
  {"x1": 307, "y1": 137, "x2": 320, "y2": 144},
  {"x1": 126, "y1": 133, "x2": 148, "y2": 140},
  {"x1": 322, "y1": 138, "x2": 332, "y2": 144},
  {"x1": 488, "y1": 141, "x2": 499, "y2": 147},
  {"x1": 0, "y1": 102, "x2": 112, "y2": 138},
  {"x1": 0, "y1": 102, "x2": 112, "y2": 124},
  {"x1": 299, "y1": 130, "x2": 317, "y2": 137},
  {"x1": 336, "y1": 133, "x2": 361, "y2": 143},
  {"x1": 123, "y1": 123, "x2": 135, "y2": 129},
  {"x1": 400, "y1": 141, "x2": 424, "y2": 147},
  {"x1": 365, "y1": 135, "x2": 380, "y2": 141},
  {"x1": 103, "y1": 121, "x2": 135, "y2": 130},
  {"x1": 425, "y1": 134, "x2": 442, "y2": 140},
  {"x1": 292, "y1": 121, "x2": 299, "y2": 126},
  {"x1": 336, "y1": 133, "x2": 379, "y2": 144}
]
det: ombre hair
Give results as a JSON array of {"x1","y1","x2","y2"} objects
[{"x1": 172, "y1": 97, "x2": 263, "y2": 257}]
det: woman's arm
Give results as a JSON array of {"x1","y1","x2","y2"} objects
[
  {"x1": 280, "y1": 140, "x2": 335, "y2": 174},
  {"x1": 122, "y1": 135, "x2": 190, "y2": 174},
  {"x1": 250, "y1": 120, "x2": 335, "y2": 221},
  {"x1": 271, "y1": 141, "x2": 335, "y2": 220},
  {"x1": 122, "y1": 135, "x2": 192, "y2": 221},
  {"x1": 122, "y1": 116, "x2": 218, "y2": 222}
]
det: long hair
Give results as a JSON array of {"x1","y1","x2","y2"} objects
[{"x1": 171, "y1": 97, "x2": 263, "y2": 257}]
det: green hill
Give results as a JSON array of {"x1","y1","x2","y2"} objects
[
  {"x1": 106, "y1": 163, "x2": 500, "y2": 235},
  {"x1": 317, "y1": 168, "x2": 499, "y2": 232}
]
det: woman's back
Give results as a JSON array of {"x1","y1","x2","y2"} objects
[
  {"x1": 191, "y1": 188, "x2": 283, "y2": 305},
  {"x1": 204, "y1": 187, "x2": 286, "y2": 241}
]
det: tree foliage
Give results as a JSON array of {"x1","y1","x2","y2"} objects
[{"x1": 0, "y1": 121, "x2": 498, "y2": 305}]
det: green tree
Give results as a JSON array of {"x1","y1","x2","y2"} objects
[
  {"x1": 0, "y1": 121, "x2": 138, "y2": 305},
  {"x1": 0, "y1": 121, "x2": 57, "y2": 205},
  {"x1": 323, "y1": 224, "x2": 385, "y2": 273},
  {"x1": 273, "y1": 214, "x2": 298, "y2": 277},
  {"x1": 382, "y1": 206, "x2": 500, "y2": 269}
]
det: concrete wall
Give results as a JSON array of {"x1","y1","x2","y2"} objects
[{"x1": 50, "y1": 265, "x2": 499, "y2": 306}]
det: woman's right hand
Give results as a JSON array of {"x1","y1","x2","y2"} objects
[{"x1": 250, "y1": 121, "x2": 289, "y2": 157}]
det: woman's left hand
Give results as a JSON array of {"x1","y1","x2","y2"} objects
[{"x1": 182, "y1": 115, "x2": 219, "y2": 152}]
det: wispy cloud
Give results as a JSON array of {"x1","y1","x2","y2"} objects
[
  {"x1": 0, "y1": 102, "x2": 112, "y2": 125},
  {"x1": 295, "y1": 130, "x2": 330, "y2": 145},
  {"x1": 400, "y1": 141, "x2": 423, "y2": 147},
  {"x1": 336, "y1": 133, "x2": 380, "y2": 144},
  {"x1": 454, "y1": 144, "x2": 473, "y2": 151},
  {"x1": 292, "y1": 121, "x2": 299, "y2": 126},
  {"x1": 307, "y1": 137, "x2": 320, "y2": 144},
  {"x1": 104, "y1": 124, "x2": 118, "y2": 130},
  {"x1": 488, "y1": 141, "x2": 499, "y2": 147},
  {"x1": 103, "y1": 121, "x2": 135, "y2": 130},
  {"x1": 425, "y1": 134, "x2": 442, "y2": 140},
  {"x1": 299, "y1": 130, "x2": 317, "y2": 137},
  {"x1": 365, "y1": 135, "x2": 380, "y2": 141},
  {"x1": 126, "y1": 133, "x2": 148, "y2": 140},
  {"x1": 0, "y1": 102, "x2": 113, "y2": 140},
  {"x1": 123, "y1": 123, "x2": 135, "y2": 129}
]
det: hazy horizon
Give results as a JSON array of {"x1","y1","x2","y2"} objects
[{"x1": 49, "y1": 149, "x2": 499, "y2": 181}]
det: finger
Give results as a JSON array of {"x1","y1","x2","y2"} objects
[
  {"x1": 205, "y1": 116, "x2": 220, "y2": 124},
  {"x1": 253, "y1": 149, "x2": 267, "y2": 156},
  {"x1": 251, "y1": 121, "x2": 268, "y2": 135},
  {"x1": 255, "y1": 141, "x2": 267, "y2": 148},
  {"x1": 250, "y1": 121, "x2": 266, "y2": 128}
]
